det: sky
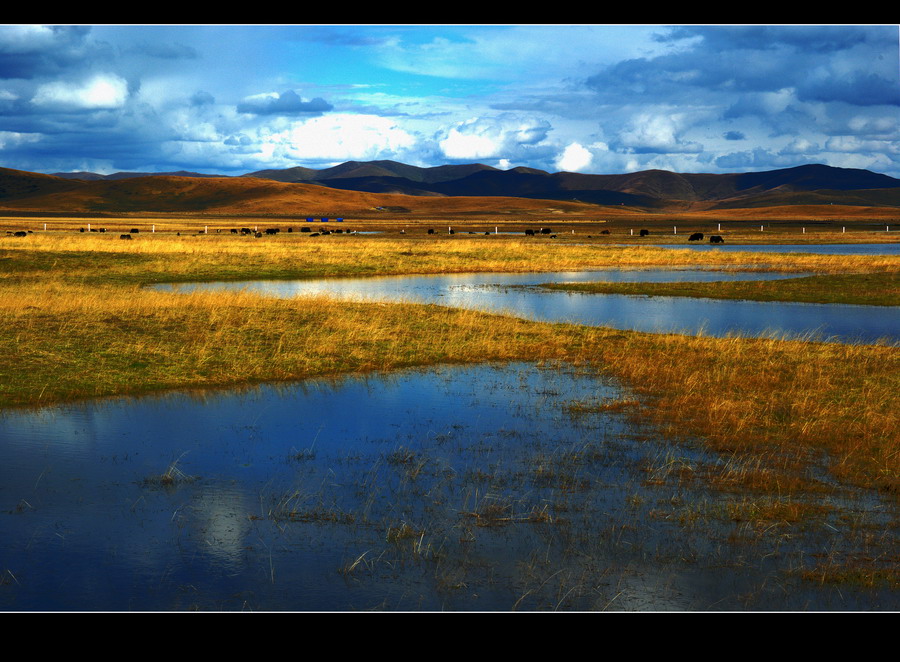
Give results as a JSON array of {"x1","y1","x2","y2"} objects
[{"x1": 1, "y1": 24, "x2": 898, "y2": 178}]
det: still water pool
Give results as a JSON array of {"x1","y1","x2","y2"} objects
[{"x1": 157, "y1": 269, "x2": 899, "y2": 344}]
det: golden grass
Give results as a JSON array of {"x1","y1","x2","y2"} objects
[{"x1": 3, "y1": 232, "x2": 897, "y2": 286}]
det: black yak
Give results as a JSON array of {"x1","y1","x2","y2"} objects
[
  {"x1": 710, "y1": 235, "x2": 725, "y2": 244},
  {"x1": 688, "y1": 232, "x2": 704, "y2": 241}
]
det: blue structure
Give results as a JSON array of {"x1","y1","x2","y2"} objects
[{"x1": 306, "y1": 217, "x2": 313, "y2": 222}]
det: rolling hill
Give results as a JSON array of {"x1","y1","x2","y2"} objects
[{"x1": 4, "y1": 162, "x2": 900, "y2": 217}]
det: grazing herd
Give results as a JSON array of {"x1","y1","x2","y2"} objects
[{"x1": 4, "y1": 224, "x2": 728, "y2": 244}]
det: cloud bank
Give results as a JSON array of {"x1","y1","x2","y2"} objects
[{"x1": 0, "y1": 24, "x2": 897, "y2": 178}]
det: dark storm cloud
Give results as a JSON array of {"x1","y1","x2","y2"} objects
[
  {"x1": 236, "y1": 90, "x2": 334, "y2": 116},
  {"x1": 0, "y1": 25, "x2": 104, "y2": 80},
  {"x1": 658, "y1": 25, "x2": 894, "y2": 54},
  {"x1": 586, "y1": 25, "x2": 899, "y2": 108}
]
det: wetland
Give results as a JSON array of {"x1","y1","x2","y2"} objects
[{"x1": 1, "y1": 227, "x2": 898, "y2": 610}]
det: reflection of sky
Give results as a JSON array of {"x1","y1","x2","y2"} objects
[
  {"x1": 0, "y1": 364, "x2": 630, "y2": 610},
  {"x1": 158, "y1": 269, "x2": 899, "y2": 344}
]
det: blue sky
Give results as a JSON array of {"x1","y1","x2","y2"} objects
[{"x1": 1, "y1": 24, "x2": 898, "y2": 177}]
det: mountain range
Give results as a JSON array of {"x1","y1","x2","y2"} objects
[{"x1": 0, "y1": 161, "x2": 896, "y2": 216}]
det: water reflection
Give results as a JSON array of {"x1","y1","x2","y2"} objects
[
  {"x1": 3, "y1": 362, "x2": 898, "y2": 611},
  {"x1": 157, "y1": 269, "x2": 899, "y2": 344}
]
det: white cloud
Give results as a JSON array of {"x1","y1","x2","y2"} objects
[
  {"x1": 262, "y1": 113, "x2": 416, "y2": 161},
  {"x1": 32, "y1": 74, "x2": 129, "y2": 110},
  {"x1": 0, "y1": 130, "x2": 40, "y2": 149},
  {"x1": 555, "y1": 142, "x2": 593, "y2": 172},
  {"x1": 438, "y1": 116, "x2": 552, "y2": 160},
  {"x1": 617, "y1": 113, "x2": 702, "y2": 154},
  {"x1": 780, "y1": 138, "x2": 820, "y2": 155},
  {"x1": 440, "y1": 125, "x2": 499, "y2": 159},
  {"x1": 825, "y1": 135, "x2": 900, "y2": 155}
]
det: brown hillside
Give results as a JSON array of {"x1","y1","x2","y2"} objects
[
  {"x1": 0, "y1": 167, "x2": 86, "y2": 200},
  {"x1": 0, "y1": 173, "x2": 602, "y2": 217}
]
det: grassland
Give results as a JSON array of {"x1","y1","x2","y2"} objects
[
  {"x1": 1, "y1": 225, "x2": 899, "y2": 592},
  {"x1": 539, "y1": 272, "x2": 900, "y2": 306}
]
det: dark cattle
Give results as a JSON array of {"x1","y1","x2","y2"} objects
[
  {"x1": 427, "y1": 228, "x2": 435, "y2": 234},
  {"x1": 255, "y1": 232, "x2": 263, "y2": 238},
  {"x1": 13, "y1": 231, "x2": 27, "y2": 237},
  {"x1": 240, "y1": 228, "x2": 253, "y2": 235},
  {"x1": 688, "y1": 232, "x2": 704, "y2": 241},
  {"x1": 130, "y1": 228, "x2": 140, "y2": 234},
  {"x1": 265, "y1": 228, "x2": 279, "y2": 235},
  {"x1": 448, "y1": 229, "x2": 455, "y2": 235},
  {"x1": 120, "y1": 234, "x2": 132, "y2": 240},
  {"x1": 287, "y1": 227, "x2": 293, "y2": 233},
  {"x1": 525, "y1": 229, "x2": 535, "y2": 236},
  {"x1": 79, "y1": 228, "x2": 85, "y2": 233},
  {"x1": 230, "y1": 228, "x2": 238, "y2": 234},
  {"x1": 639, "y1": 229, "x2": 649, "y2": 237},
  {"x1": 300, "y1": 227, "x2": 311, "y2": 233},
  {"x1": 99, "y1": 228, "x2": 106, "y2": 233},
  {"x1": 540, "y1": 228, "x2": 551, "y2": 234},
  {"x1": 310, "y1": 232, "x2": 320, "y2": 237},
  {"x1": 710, "y1": 235, "x2": 725, "y2": 244},
  {"x1": 600, "y1": 229, "x2": 610, "y2": 235}
]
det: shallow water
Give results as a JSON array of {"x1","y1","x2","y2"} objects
[
  {"x1": 157, "y1": 269, "x2": 899, "y2": 344},
  {"x1": 653, "y1": 243, "x2": 900, "y2": 256},
  {"x1": 2, "y1": 363, "x2": 897, "y2": 611}
]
